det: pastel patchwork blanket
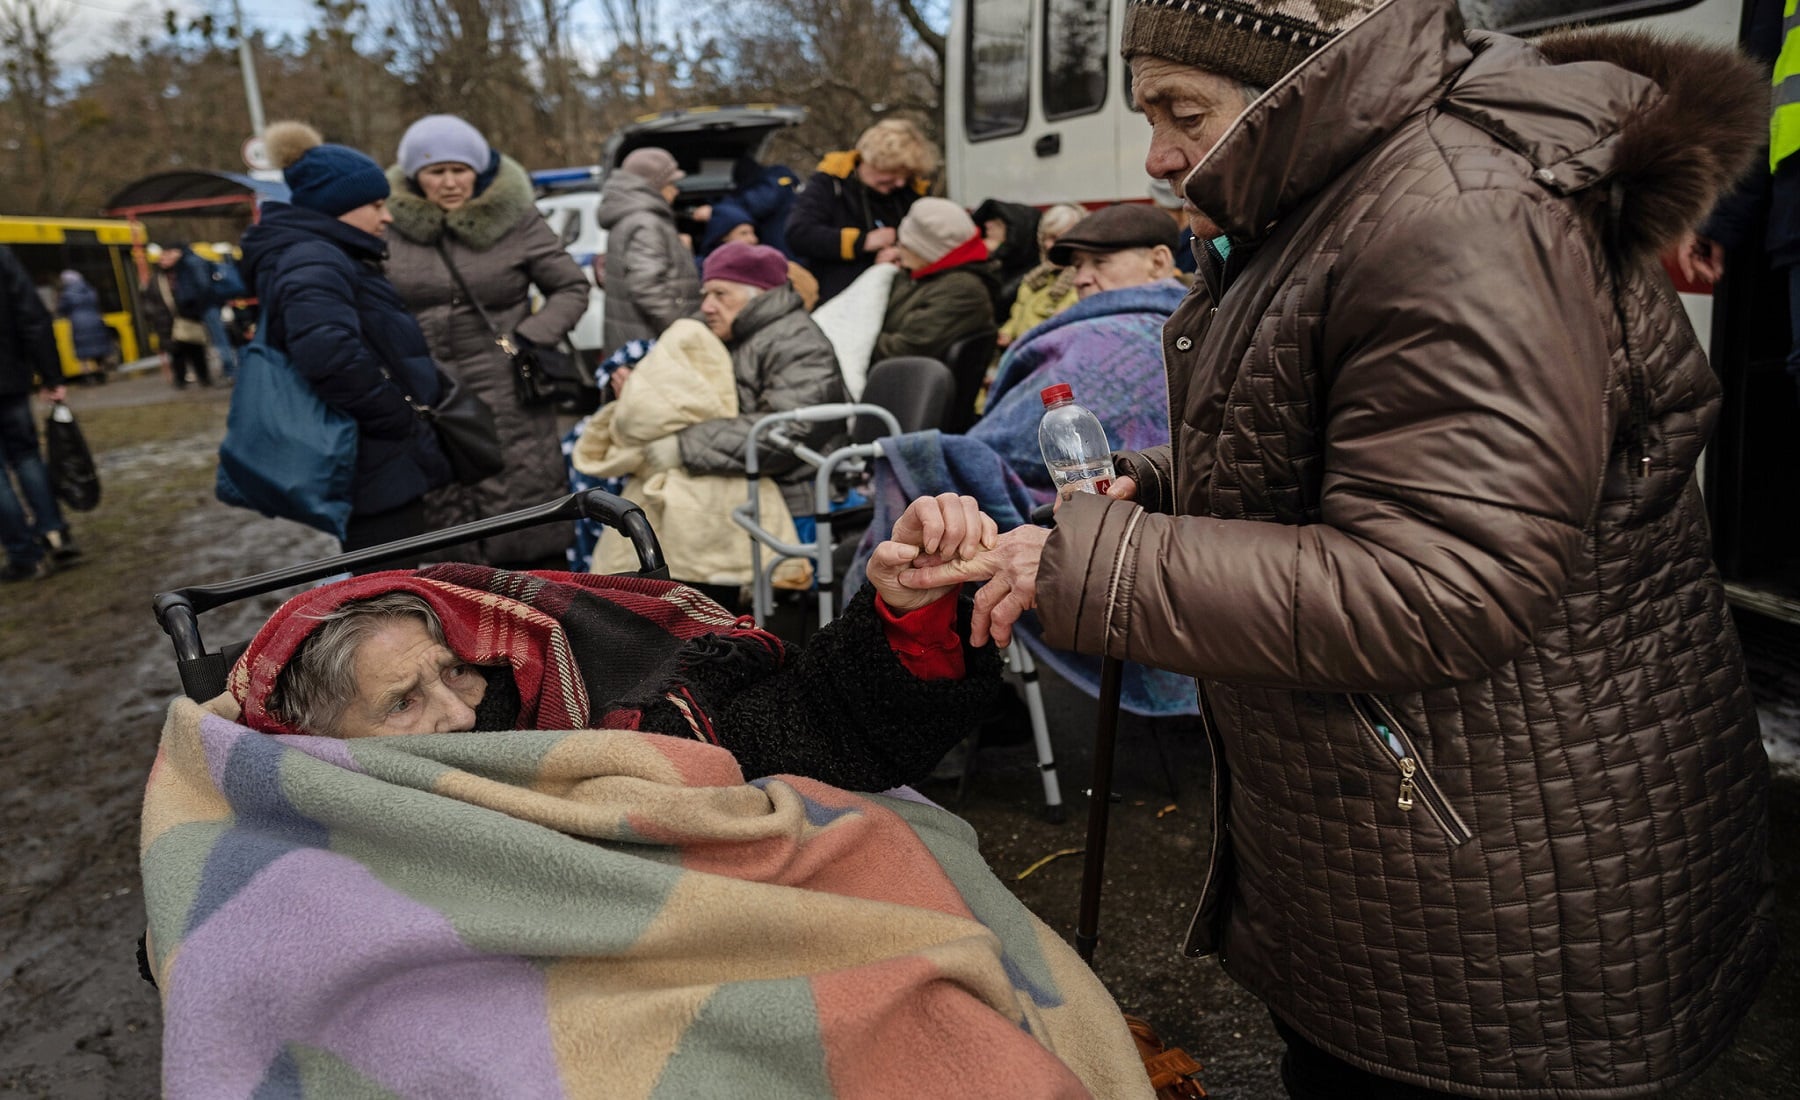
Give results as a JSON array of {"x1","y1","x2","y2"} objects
[{"x1": 141, "y1": 696, "x2": 1153, "y2": 1099}]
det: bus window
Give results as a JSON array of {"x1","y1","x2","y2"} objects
[
  {"x1": 1044, "y1": 0, "x2": 1108, "y2": 120},
  {"x1": 1459, "y1": 0, "x2": 1704, "y2": 32},
  {"x1": 966, "y1": 0, "x2": 1032, "y2": 140}
]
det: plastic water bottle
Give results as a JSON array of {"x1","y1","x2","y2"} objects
[{"x1": 1038, "y1": 383, "x2": 1113, "y2": 500}]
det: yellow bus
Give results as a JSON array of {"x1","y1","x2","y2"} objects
[{"x1": 0, "y1": 215, "x2": 149, "y2": 378}]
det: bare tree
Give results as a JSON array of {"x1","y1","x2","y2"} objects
[
  {"x1": 701, "y1": 0, "x2": 943, "y2": 163},
  {"x1": 595, "y1": 0, "x2": 659, "y2": 106},
  {"x1": 0, "y1": 0, "x2": 70, "y2": 208},
  {"x1": 385, "y1": 0, "x2": 536, "y2": 143}
]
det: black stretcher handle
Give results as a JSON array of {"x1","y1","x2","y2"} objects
[{"x1": 153, "y1": 490, "x2": 665, "y2": 663}]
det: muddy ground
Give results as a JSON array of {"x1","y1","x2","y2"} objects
[{"x1": 0, "y1": 373, "x2": 1794, "y2": 1098}]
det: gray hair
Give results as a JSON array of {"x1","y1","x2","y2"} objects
[
  {"x1": 1037, "y1": 203, "x2": 1088, "y2": 250},
  {"x1": 1238, "y1": 81, "x2": 1270, "y2": 109},
  {"x1": 269, "y1": 591, "x2": 446, "y2": 736}
]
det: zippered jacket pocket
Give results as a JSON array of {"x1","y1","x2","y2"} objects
[{"x1": 1347, "y1": 696, "x2": 1473, "y2": 847}]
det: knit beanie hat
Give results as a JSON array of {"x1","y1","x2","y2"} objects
[
  {"x1": 266, "y1": 121, "x2": 390, "y2": 218},
  {"x1": 397, "y1": 114, "x2": 491, "y2": 178},
  {"x1": 1121, "y1": 0, "x2": 1382, "y2": 89},
  {"x1": 702, "y1": 242, "x2": 789, "y2": 290},
  {"x1": 700, "y1": 200, "x2": 756, "y2": 252},
  {"x1": 898, "y1": 198, "x2": 978, "y2": 266},
  {"x1": 619, "y1": 147, "x2": 686, "y2": 190}
]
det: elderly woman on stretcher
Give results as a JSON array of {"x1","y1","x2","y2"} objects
[{"x1": 139, "y1": 494, "x2": 1157, "y2": 1100}]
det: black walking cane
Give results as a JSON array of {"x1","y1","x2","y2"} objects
[{"x1": 1075, "y1": 653, "x2": 1125, "y2": 964}]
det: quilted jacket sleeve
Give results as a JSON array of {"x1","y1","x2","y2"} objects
[
  {"x1": 1113, "y1": 446, "x2": 1176, "y2": 515},
  {"x1": 273, "y1": 248, "x2": 417, "y2": 441},
  {"x1": 1038, "y1": 191, "x2": 1612, "y2": 692},
  {"x1": 621, "y1": 220, "x2": 695, "y2": 335},
  {"x1": 510, "y1": 214, "x2": 591, "y2": 349}
]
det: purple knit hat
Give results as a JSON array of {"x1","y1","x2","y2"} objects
[{"x1": 702, "y1": 242, "x2": 788, "y2": 290}]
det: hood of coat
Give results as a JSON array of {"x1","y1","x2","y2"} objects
[
  {"x1": 597, "y1": 170, "x2": 674, "y2": 230},
  {"x1": 1185, "y1": 0, "x2": 1765, "y2": 265},
  {"x1": 239, "y1": 201, "x2": 384, "y2": 296},
  {"x1": 726, "y1": 284, "x2": 806, "y2": 346},
  {"x1": 385, "y1": 154, "x2": 538, "y2": 250}
]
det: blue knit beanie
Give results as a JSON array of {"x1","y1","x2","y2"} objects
[{"x1": 266, "y1": 121, "x2": 389, "y2": 217}]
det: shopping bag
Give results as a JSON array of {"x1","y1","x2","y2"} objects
[
  {"x1": 43, "y1": 402, "x2": 101, "y2": 512},
  {"x1": 214, "y1": 335, "x2": 357, "y2": 541}
]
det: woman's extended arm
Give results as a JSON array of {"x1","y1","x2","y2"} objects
[{"x1": 713, "y1": 494, "x2": 1004, "y2": 790}]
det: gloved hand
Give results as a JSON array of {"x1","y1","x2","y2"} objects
[{"x1": 642, "y1": 435, "x2": 683, "y2": 473}]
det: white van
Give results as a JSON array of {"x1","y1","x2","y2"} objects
[{"x1": 943, "y1": 0, "x2": 1741, "y2": 209}]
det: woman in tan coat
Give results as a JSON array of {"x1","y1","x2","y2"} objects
[{"x1": 385, "y1": 114, "x2": 589, "y2": 567}]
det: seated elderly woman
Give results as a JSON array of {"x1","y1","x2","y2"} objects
[
  {"x1": 139, "y1": 496, "x2": 1158, "y2": 1099},
  {"x1": 849, "y1": 204, "x2": 1195, "y2": 719}
]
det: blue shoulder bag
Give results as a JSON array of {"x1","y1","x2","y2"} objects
[{"x1": 215, "y1": 324, "x2": 358, "y2": 541}]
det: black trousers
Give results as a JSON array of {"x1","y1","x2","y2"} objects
[
  {"x1": 1274, "y1": 1015, "x2": 1464, "y2": 1100},
  {"x1": 168, "y1": 340, "x2": 210, "y2": 387}
]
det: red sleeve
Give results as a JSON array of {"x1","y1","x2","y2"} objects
[{"x1": 875, "y1": 593, "x2": 964, "y2": 680}]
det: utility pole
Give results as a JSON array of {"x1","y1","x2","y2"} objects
[{"x1": 232, "y1": 0, "x2": 266, "y2": 136}]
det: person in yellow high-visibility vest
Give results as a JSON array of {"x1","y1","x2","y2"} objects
[{"x1": 1680, "y1": 0, "x2": 1796, "y2": 387}]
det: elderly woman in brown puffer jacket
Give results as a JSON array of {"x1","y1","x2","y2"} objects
[{"x1": 384, "y1": 114, "x2": 589, "y2": 567}]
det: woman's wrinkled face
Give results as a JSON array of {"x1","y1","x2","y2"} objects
[
  {"x1": 417, "y1": 162, "x2": 478, "y2": 211},
  {"x1": 333, "y1": 618, "x2": 486, "y2": 739},
  {"x1": 700, "y1": 279, "x2": 758, "y2": 340},
  {"x1": 1132, "y1": 57, "x2": 1253, "y2": 240}
]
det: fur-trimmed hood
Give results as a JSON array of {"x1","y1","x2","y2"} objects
[
  {"x1": 1457, "y1": 27, "x2": 1767, "y2": 265},
  {"x1": 385, "y1": 154, "x2": 538, "y2": 251},
  {"x1": 1185, "y1": 0, "x2": 1767, "y2": 264}
]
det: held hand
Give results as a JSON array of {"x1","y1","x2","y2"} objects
[
  {"x1": 642, "y1": 435, "x2": 682, "y2": 473},
  {"x1": 40, "y1": 385, "x2": 67, "y2": 403},
  {"x1": 609, "y1": 366, "x2": 632, "y2": 397},
  {"x1": 1052, "y1": 472, "x2": 1136, "y2": 515},
  {"x1": 874, "y1": 246, "x2": 903, "y2": 266},
  {"x1": 870, "y1": 494, "x2": 999, "y2": 612},
  {"x1": 901, "y1": 523, "x2": 1051, "y2": 647},
  {"x1": 1675, "y1": 231, "x2": 1725, "y2": 287},
  {"x1": 864, "y1": 226, "x2": 898, "y2": 251}
]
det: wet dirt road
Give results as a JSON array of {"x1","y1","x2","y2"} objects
[{"x1": 0, "y1": 374, "x2": 1793, "y2": 1098}]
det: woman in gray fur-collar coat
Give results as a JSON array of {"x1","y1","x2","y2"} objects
[{"x1": 385, "y1": 115, "x2": 589, "y2": 567}]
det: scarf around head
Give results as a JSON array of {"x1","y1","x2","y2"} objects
[{"x1": 229, "y1": 563, "x2": 785, "y2": 737}]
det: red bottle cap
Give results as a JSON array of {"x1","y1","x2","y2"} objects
[{"x1": 1040, "y1": 383, "x2": 1073, "y2": 406}]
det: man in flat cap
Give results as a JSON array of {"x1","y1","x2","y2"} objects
[
  {"x1": 1046, "y1": 204, "x2": 1181, "y2": 299},
  {"x1": 905, "y1": 0, "x2": 1777, "y2": 1096}
]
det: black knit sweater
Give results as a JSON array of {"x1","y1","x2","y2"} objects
[{"x1": 475, "y1": 586, "x2": 1003, "y2": 791}]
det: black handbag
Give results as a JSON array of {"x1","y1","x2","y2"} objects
[
  {"x1": 418, "y1": 370, "x2": 505, "y2": 485},
  {"x1": 436, "y1": 240, "x2": 582, "y2": 407},
  {"x1": 43, "y1": 401, "x2": 101, "y2": 511},
  {"x1": 378, "y1": 355, "x2": 504, "y2": 487}
]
